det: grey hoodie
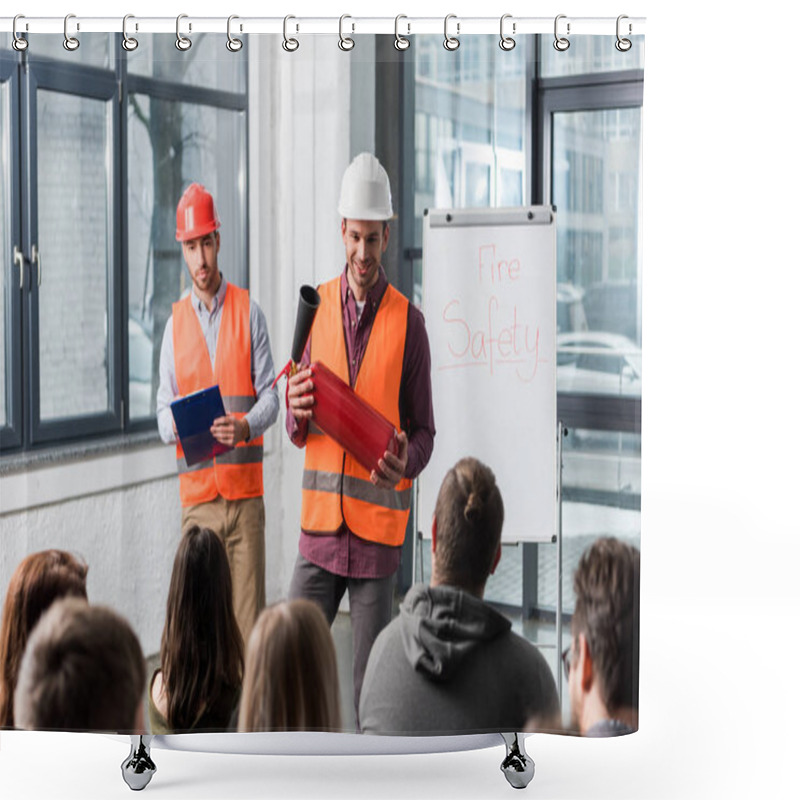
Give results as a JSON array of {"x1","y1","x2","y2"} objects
[{"x1": 360, "y1": 584, "x2": 560, "y2": 735}]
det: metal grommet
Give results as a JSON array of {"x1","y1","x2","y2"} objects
[
  {"x1": 615, "y1": 15, "x2": 632, "y2": 52},
  {"x1": 226, "y1": 15, "x2": 243, "y2": 52},
  {"x1": 63, "y1": 13, "x2": 80, "y2": 51},
  {"x1": 443, "y1": 14, "x2": 460, "y2": 51},
  {"x1": 499, "y1": 13, "x2": 515, "y2": 51},
  {"x1": 122, "y1": 14, "x2": 138, "y2": 51},
  {"x1": 338, "y1": 14, "x2": 354, "y2": 51},
  {"x1": 554, "y1": 14, "x2": 570, "y2": 51},
  {"x1": 12, "y1": 14, "x2": 29, "y2": 52},
  {"x1": 394, "y1": 14, "x2": 410, "y2": 51},
  {"x1": 282, "y1": 15, "x2": 299, "y2": 52},
  {"x1": 175, "y1": 13, "x2": 192, "y2": 51}
]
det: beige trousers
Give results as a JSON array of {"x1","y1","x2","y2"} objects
[{"x1": 181, "y1": 495, "x2": 266, "y2": 644}]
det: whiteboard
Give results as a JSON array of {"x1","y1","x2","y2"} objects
[{"x1": 419, "y1": 207, "x2": 557, "y2": 544}]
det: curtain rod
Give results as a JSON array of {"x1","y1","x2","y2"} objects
[{"x1": 0, "y1": 15, "x2": 646, "y2": 37}]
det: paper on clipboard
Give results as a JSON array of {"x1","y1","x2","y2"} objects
[{"x1": 170, "y1": 385, "x2": 232, "y2": 467}]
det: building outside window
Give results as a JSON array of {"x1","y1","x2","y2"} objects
[
  {"x1": 0, "y1": 34, "x2": 248, "y2": 450},
  {"x1": 404, "y1": 35, "x2": 644, "y2": 627}
]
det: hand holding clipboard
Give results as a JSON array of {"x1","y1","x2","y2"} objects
[{"x1": 171, "y1": 385, "x2": 236, "y2": 467}]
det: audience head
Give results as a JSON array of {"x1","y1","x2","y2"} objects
[
  {"x1": 160, "y1": 525, "x2": 244, "y2": 731},
  {"x1": 238, "y1": 599, "x2": 341, "y2": 732},
  {"x1": 14, "y1": 596, "x2": 145, "y2": 731},
  {"x1": 568, "y1": 537, "x2": 640, "y2": 735},
  {"x1": 0, "y1": 549, "x2": 88, "y2": 728},
  {"x1": 431, "y1": 457, "x2": 504, "y2": 597}
]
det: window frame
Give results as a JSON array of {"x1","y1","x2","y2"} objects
[
  {"x1": 122, "y1": 51, "x2": 250, "y2": 433},
  {"x1": 0, "y1": 37, "x2": 250, "y2": 455},
  {"x1": 23, "y1": 56, "x2": 123, "y2": 446},
  {"x1": 535, "y1": 66, "x2": 645, "y2": 436},
  {"x1": 0, "y1": 53, "x2": 23, "y2": 451},
  {"x1": 396, "y1": 36, "x2": 644, "y2": 610}
]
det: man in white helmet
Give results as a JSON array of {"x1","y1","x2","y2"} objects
[{"x1": 286, "y1": 153, "x2": 435, "y2": 727}]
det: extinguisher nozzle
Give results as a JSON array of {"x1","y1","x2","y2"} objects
[
  {"x1": 271, "y1": 359, "x2": 294, "y2": 390},
  {"x1": 291, "y1": 284, "x2": 321, "y2": 365}
]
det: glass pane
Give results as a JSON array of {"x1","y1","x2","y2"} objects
[
  {"x1": 539, "y1": 428, "x2": 641, "y2": 612},
  {"x1": 421, "y1": 543, "x2": 523, "y2": 607},
  {"x1": 541, "y1": 34, "x2": 644, "y2": 77},
  {"x1": 412, "y1": 35, "x2": 528, "y2": 251},
  {"x1": 37, "y1": 90, "x2": 111, "y2": 421},
  {"x1": 553, "y1": 108, "x2": 642, "y2": 397},
  {"x1": 26, "y1": 34, "x2": 112, "y2": 69},
  {"x1": 127, "y1": 34, "x2": 246, "y2": 93},
  {"x1": 0, "y1": 78, "x2": 9, "y2": 427},
  {"x1": 127, "y1": 94, "x2": 246, "y2": 419}
]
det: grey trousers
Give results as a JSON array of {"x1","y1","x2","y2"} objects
[{"x1": 288, "y1": 553, "x2": 396, "y2": 730}]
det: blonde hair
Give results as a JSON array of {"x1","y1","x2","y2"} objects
[{"x1": 238, "y1": 599, "x2": 341, "y2": 732}]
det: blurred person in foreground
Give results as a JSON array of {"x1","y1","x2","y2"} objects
[
  {"x1": 237, "y1": 598, "x2": 341, "y2": 732},
  {"x1": 359, "y1": 457, "x2": 559, "y2": 735},
  {"x1": 14, "y1": 597, "x2": 145, "y2": 732},
  {"x1": 0, "y1": 549, "x2": 88, "y2": 728},
  {"x1": 563, "y1": 536, "x2": 640, "y2": 737},
  {"x1": 149, "y1": 526, "x2": 244, "y2": 733}
]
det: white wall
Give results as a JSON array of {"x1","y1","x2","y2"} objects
[
  {"x1": 249, "y1": 33, "x2": 353, "y2": 608},
  {"x1": 0, "y1": 37, "x2": 354, "y2": 656},
  {"x1": 0, "y1": 447, "x2": 179, "y2": 656}
]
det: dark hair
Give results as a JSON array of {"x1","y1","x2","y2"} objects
[
  {"x1": 0, "y1": 550, "x2": 88, "y2": 728},
  {"x1": 238, "y1": 599, "x2": 341, "y2": 732},
  {"x1": 160, "y1": 526, "x2": 244, "y2": 731},
  {"x1": 572, "y1": 537, "x2": 640, "y2": 714},
  {"x1": 342, "y1": 218, "x2": 390, "y2": 234},
  {"x1": 433, "y1": 457, "x2": 504, "y2": 595},
  {"x1": 14, "y1": 597, "x2": 145, "y2": 732}
]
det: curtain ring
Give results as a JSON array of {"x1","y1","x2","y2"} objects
[
  {"x1": 443, "y1": 14, "x2": 460, "y2": 51},
  {"x1": 122, "y1": 14, "x2": 138, "y2": 51},
  {"x1": 499, "y1": 14, "x2": 515, "y2": 51},
  {"x1": 394, "y1": 14, "x2": 410, "y2": 51},
  {"x1": 282, "y1": 15, "x2": 299, "y2": 52},
  {"x1": 553, "y1": 14, "x2": 570, "y2": 51},
  {"x1": 175, "y1": 14, "x2": 192, "y2": 51},
  {"x1": 226, "y1": 15, "x2": 243, "y2": 52},
  {"x1": 615, "y1": 15, "x2": 632, "y2": 52},
  {"x1": 12, "y1": 14, "x2": 29, "y2": 52},
  {"x1": 338, "y1": 15, "x2": 354, "y2": 51},
  {"x1": 63, "y1": 13, "x2": 80, "y2": 51}
]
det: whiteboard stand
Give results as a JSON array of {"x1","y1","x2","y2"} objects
[{"x1": 555, "y1": 421, "x2": 566, "y2": 703}]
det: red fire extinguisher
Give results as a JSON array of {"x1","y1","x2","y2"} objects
[
  {"x1": 308, "y1": 361, "x2": 399, "y2": 475},
  {"x1": 273, "y1": 285, "x2": 398, "y2": 474}
]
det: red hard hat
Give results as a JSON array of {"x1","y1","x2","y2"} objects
[{"x1": 175, "y1": 183, "x2": 220, "y2": 242}]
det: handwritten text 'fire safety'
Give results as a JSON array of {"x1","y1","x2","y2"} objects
[{"x1": 438, "y1": 244, "x2": 546, "y2": 383}]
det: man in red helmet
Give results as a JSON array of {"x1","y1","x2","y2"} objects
[{"x1": 156, "y1": 182, "x2": 279, "y2": 642}]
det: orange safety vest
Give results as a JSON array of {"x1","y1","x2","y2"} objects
[
  {"x1": 301, "y1": 278, "x2": 413, "y2": 547},
  {"x1": 172, "y1": 283, "x2": 263, "y2": 507}
]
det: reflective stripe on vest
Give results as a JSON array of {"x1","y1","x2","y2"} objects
[
  {"x1": 172, "y1": 283, "x2": 263, "y2": 506},
  {"x1": 301, "y1": 277, "x2": 412, "y2": 546}
]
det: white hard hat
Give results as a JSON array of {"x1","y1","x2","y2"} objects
[{"x1": 338, "y1": 153, "x2": 394, "y2": 221}]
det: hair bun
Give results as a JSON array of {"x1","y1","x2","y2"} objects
[{"x1": 463, "y1": 491, "x2": 481, "y2": 522}]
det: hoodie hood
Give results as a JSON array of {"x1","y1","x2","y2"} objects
[{"x1": 399, "y1": 584, "x2": 512, "y2": 681}]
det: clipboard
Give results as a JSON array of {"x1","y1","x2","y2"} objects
[{"x1": 170, "y1": 385, "x2": 233, "y2": 467}]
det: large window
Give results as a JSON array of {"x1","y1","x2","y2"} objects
[
  {"x1": 539, "y1": 41, "x2": 643, "y2": 618},
  {"x1": 405, "y1": 35, "x2": 644, "y2": 618},
  {"x1": 0, "y1": 35, "x2": 248, "y2": 452}
]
